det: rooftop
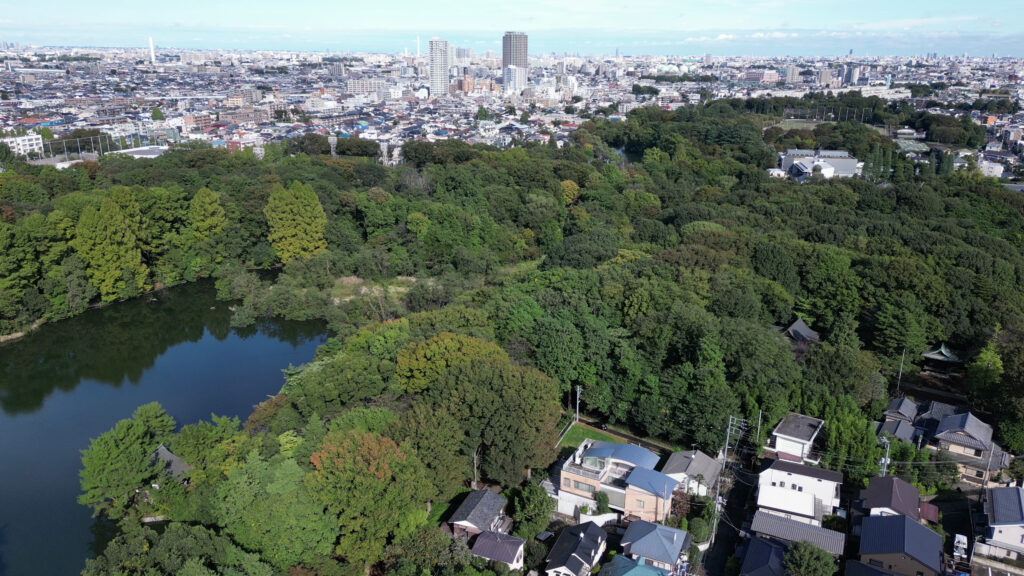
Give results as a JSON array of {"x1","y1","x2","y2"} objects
[
  {"x1": 749, "y1": 510, "x2": 846, "y2": 556},
  {"x1": 859, "y1": 514, "x2": 942, "y2": 573},
  {"x1": 773, "y1": 413, "x2": 824, "y2": 443}
]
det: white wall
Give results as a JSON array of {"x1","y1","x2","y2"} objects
[
  {"x1": 774, "y1": 436, "x2": 809, "y2": 459},
  {"x1": 759, "y1": 468, "x2": 839, "y2": 513}
]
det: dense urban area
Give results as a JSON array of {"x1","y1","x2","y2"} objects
[{"x1": 3, "y1": 31, "x2": 1024, "y2": 576}]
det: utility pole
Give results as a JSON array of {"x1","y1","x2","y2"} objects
[
  {"x1": 756, "y1": 409, "x2": 763, "y2": 448},
  {"x1": 896, "y1": 348, "x2": 906, "y2": 394},
  {"x1": 879, "y1": 436, "x2": 891, "y2": 476},
  {"x1": 575, "y1": 385, "x2": 580, "y2": 423}
]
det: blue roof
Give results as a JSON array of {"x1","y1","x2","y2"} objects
[
  {"x1": 860, "y1": 515, "x2": 942, "y2": 573},
  {"x1": 622, "y1": 520, "x2": 690, "y2": 565},
  {"x1": 584, "y1": 441, "x2": 660, "y2": 469},
  {"x1": 599, "y1": 554, "x2": 668, "y2": 576},
  {"x1": 625, "y1": 467, "x2": 678, "y2": 500}
]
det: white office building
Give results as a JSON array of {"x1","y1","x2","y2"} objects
[{"x1": 1, "y1": 133, "x2": 44, "y2": 157}]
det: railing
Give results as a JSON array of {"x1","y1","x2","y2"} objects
[{"x1": 563, "y1": 461, "x2": 606, "y2": 481}]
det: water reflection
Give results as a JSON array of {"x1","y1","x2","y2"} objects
[{"x1": 0, "y1": 281, "x2": 323, "y2": 415}]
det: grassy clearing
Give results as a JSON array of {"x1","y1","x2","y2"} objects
[
  {"x1": 329, "y1": 275, "x2": 418, "y2": 304},
  {"x1": 558, "y1": 422, "x2": 624, "y2": 448}
]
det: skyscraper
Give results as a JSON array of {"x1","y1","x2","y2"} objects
[
  {"x1": 502, "y1": 31, "x2": 528, "y2": 72},
  {"x1": 149, "y1": 37, "x2": 155, "y2": 65},
  {"x1": 429, "y1": 38, "x2": 450, "y2": 98}
]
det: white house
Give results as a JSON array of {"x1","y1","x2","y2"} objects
[
  {"x1": 770, "y1": 413, "x2": 823, "y2": 463},
  {"x1": 757, "y1": 459, "x2": 842, "y2": 526},
  {"x1": 976, "y1": 486, "x2": 1024, "y2": 562},
  {"x1": 661, "y1": 449, "x2": 721, "y2": 497}
]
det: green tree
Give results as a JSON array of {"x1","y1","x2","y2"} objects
[
  {"x1": 512, "y1": 482, "x2": 555, "y2": 541},
  {"x1": 783, "y1": 541, "x2": 836, "y2": 576},
  {"x1": 151, "y1": 106, "x2": 165, "y2": 120},
  {"x1": 968, "y1": 332, "x2": 1004, "y2": 408},
  {"x1": 183, "y1": 187, "x2": 227, "y2": 276},
  {"x1": 264, "y1": 181, "x2": 328, "y2": 264},
  {"x1": 72, "y1": 197, "x2": 149, "y2": 301}
]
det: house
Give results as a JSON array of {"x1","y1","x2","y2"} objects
[
  {"x1": 975, "y1": 486, "x2": 1024, "y2": 562},
  {"x1": 598, "y1": 554, "x2": 668, "y2": 576},
  {"x1": 845, "y1": 560, "x2": 899, "y2": 576},
  {"x1": 739, "y1": 537, "x2": 786, "y2": 576},
  {"x1": 859, "y1": 476, "x2": 939, "y2": 525},
  {"x1": 920, "y1": 344, "x2": 964, "y2": 374},
  {"x1": 859, "y1": 515, "x2": 943, "y2": 576},
  {"x1": 882, "y1": 398, "x2": 919, "y2": 424},
  {"x1": 769, "y1": 413, "x2": 824, "y2": 463},
  {"x1": 151, "y1": 444, "x2": 193, "y2": 478},
  {"x1": 545, "y1": 522, "x2": 607, "y2": 576},
  {"x1": 779, "y1": 149, "x2": 863, "y2": 182},
  {"x1": 661, "y1": 449, "x2": 721, "y2": 496},
  {"x1": 784, "y1": 318, "x2": 820, "y2": 345},
  {"x1": 471, "y1": 531, "x2": 525, "y2": 570},
  {"x1": 757, "y1": 459, "x2": 842, "y2": 525},
  {"x1": 932, "y1": 412, "x2": 1012, "y2": 485},
  {"x1": 558, "y1": 439, "x2": 675, "y2": 522},
  {"x1": 621, "y1": 520, "x2": 691, "y2": 572},
  {"x1": 449, "y1": 489, "x2": 511, "y2": 539},
  {"x1": 749, "y1": 510, "x2": 846, "y2": 556}
]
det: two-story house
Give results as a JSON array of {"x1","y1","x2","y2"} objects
[
  {"x1": 661, "y1": 449, "x2": 721, "y2": 497},
  {"x1": 769, "y1": 413, "x2": 824, "y2": 464},
  {"x1": 976, "y1": 486, "x2": 1024, "y2": 563},
  {"x1": 859, "y1": 476, "x2": 939, "y2": 526},
  {"x1": 621, "y1": 520, "x2": 691, "y2": 573},
  {"x1": 859, "y1": 515, "x2": 942, "y2": 576},
  {"x1": 757, "y1": 459, "x2": 842, "y2": 526},
  {"x1": 449, "y1": 489, "x2": 512, "y2": 539},
  {"x1": 932, "y1": 412, "x2": 1012, "y2": 485},
  {"x1": 545, "y1": 521, "x2": 607, "y2": 576},
  {"x1": 558, "y1": 439, "x2": 677, "y2": 522}
]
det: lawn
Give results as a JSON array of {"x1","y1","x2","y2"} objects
[{"x1": 558, "y1": 422, "x2": 624, "y2": 448}]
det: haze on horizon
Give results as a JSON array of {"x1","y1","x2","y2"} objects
[{"x1": 1, "y1": 0, "x2": 1021, "y2": 57}]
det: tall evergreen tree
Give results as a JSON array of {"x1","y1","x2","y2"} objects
[
  {"x1": 264, "y1": 181, "x2": 327, "y2": 264},
  {"x1": 72, "y1": 197, "x2": 149, "y2": 302}
]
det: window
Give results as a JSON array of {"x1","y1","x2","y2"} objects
[
  {"x1": 574, "y1": 481, "x2": 596, "y2": 494},
  {"x1": 563, "y1": 477, "x2": 571, "y2": 487},
  {"x1": 868, "y1": 560, "x2": 883, "y2": 568},
  {"x1": 791, "y1": 483, "x2": 798, "y2": 490},
  {"x1": 916, "y1": 572, "x2": 923, "y2": 576},
  {"x1": 771, "y1": 482, "x2": 777, "y2": 487},
  {"x1": 636, "y1": 500, "x2": 645, "y2": 509},
  {"x1": 798, "y1": 486, "x2": 803, "y2": 492},
  {"x1": 974, "y1": 449, "x2": 984, "y2": 457},
  {"x1": 976, "y1": 470, "x2": 985, "y2": 478}
]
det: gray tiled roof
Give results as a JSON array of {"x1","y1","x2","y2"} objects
[
  {"x1": 987, "y1": 487, "x2": 1024, "y2": 526},
  {"x1": 877, "y1": 420, "x2": 918, "y2": 443},
  {"x1": 883, "y1": 397, "x2": 919, "y2": 422},
  {"x1": 471, "y1": 531, "x2": 524, "y2": 565},
  {"x1": 934, "y1": 412, "x2": 993, "y2": 450},
  {"x1": 547, "y1": 522, "x2": 606, "y2": 575},
  {"x1": 773, "y1": 413, "x2": 824, "y2": 442},
  {"x1": 450, "y1": 489, "x2": 506, "y2": 531},
  {"x1": 152, "y1": 444, "x2": 193, "y2": 477},
  {"x1": 740, "y1": 537, "x2": 786, "y2": 576},
  {"x1": 785, "y1": 318, "x2": 820, "y2": 343},
  {"x1": 749, "y1": 510, "x2": 846, "y2": 556},
  {"x1": 766, "y1": 459, "x2": 843, "y2": 484},
  {"x1": 661, "y1": 450, "x2": 722, "y2": 486},
  {"x1": 622, "y1": 520, "x2": 690, "y2": 565},
  {"x1": 859, "y1": 515, "x2": 942, "y2": 573}
]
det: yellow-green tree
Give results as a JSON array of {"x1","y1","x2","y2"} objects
[
  {"x1": 264, "y1": 181, "x2": 327, "y2": 264},
  {"x1": 72, "y1": 197, "x2": 149, "y2": 302}
]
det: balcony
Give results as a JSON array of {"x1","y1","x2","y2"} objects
[{"x1": 563, "y1": 461, "x2": 606, "y2": 482}]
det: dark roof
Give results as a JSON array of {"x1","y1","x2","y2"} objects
[
  {"x1": 773, "y1": 413, "x2": 824, "y2": 442},
  {"x1": 449, "y1": 489, "x2": 506, "y2": 531},
  {"x1": 661, "y1": 450, "x2": 722, "y2": 485},
  {"x1": 622, "y1": 520, "x2": 690, "y2": 565},
  {"x1": 877, "y1": 420, "x2": 918, "y2": 443},
  {"x1": 766, "y1": 459, "x2": 843, "y2": 484},
  {"x1": 914, "y1": 401, "x2": 960, "y2": 436},
  {"x1": 861, "y1": 476, "x2": 921, "y2": 521},
  {"x1": 921, "y1": 343, "x2": 962, "y2": 363},
  {"x1": 785, "y1": 318, "x2": 820, "y2": 343},
  {"x1": 859, "y1": 515, "x2": 942, "y2": 573},
  {"x1": 546, "y1": 522, "x2": 607, "y2": 574},
  {"x1": 625, "y1": 467, "x2": 678, "y2": 500},
  {"x1": 471, "y1": 531, "x2": 524, "y2": 565},
  {"x1": 884, "y1": 398, "x2": 919, "y2": 422},
  {"x1": 583, "y1": 441, "x2": 660, "y2": 469},
  {"x1": 987, "y1": 487, "x2": 1024, "y2": 526},
  {"x1": 740, "y1": 537, "x2": 786, "y2": 576},
  {"x1": 749, "y1": 511, "x2": 846, "y2": 556},
  {"x1": 934, "y1": 412, "x2": 993, "y2": 450},
  {"x1": 151, "y1": 444, "x2": 193, "y2": 477}
]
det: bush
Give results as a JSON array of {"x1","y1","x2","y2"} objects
[
  {"x1": 689, "y1": 517, "x2": 710, "y2": 543},
  {"x1": 595, "y1": 491, "x2": 610, "y2": 514}
]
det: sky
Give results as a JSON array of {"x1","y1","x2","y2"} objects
[{"x1": 1, "y1": 0, "x2": 1022, "y2": 57}]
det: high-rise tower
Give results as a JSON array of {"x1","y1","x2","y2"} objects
[
  {"x1": 149, "y1": 37, "x2": 155, "y2": 65},
  {"x1": 502, "y1": 31, "x2": 528, "y2": 73},
  {"x1": 429, "y1": 38, "x2": 450, "y2": 98}
]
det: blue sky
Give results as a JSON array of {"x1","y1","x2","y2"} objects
[{"x1": 1, "y1": 0, "x2": 1021, "y2": 56}]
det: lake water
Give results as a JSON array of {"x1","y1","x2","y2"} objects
[{"x1": 0, "y1": 282, "x2": 326, "y2": 575}]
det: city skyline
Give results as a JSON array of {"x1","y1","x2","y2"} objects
[{"x1": 1, "y1": 0, "x2": 1023, "y2": 57}]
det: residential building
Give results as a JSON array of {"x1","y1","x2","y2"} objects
[
  {"x1": 661, "y1": 449, "x2": 721, "y2": 496},
  {"x1": 557, "y1": 439, "x2": 676, "y2": 522},
  {"x1": 471, "y1": 531, "x2": 525, "y2": 570},
  {"x1": 502, "y1": 31, "x2": 528, "y2": 74},
  {"x1": 757, "y1": 459, "x2": 842, "y2": 525},
  {"x1": 769, "y1": 413, "x2": 824, "y2": 463},
  {"x1": 621, "y1": 520, "x2": 691, "y2": 572},
  {"x1": 504, "y1": 65, "x2": 528, "y2": 95},
  {"x1": 976, "y1": 486, "x2": 1024, "y2": 562},
  {"x1": 448, "y1": 489, "x2": 511, "y2": 539},
  {"x1": 545, "y1": 522, "x2": 607, "y2": 576},
  {"x1": 429, "y1": 38, "x2": 450, "y2": 98},
  {"x1": 859, "y1": 515, "x2": 942, "y2": 576},
  {"x1": 739, "y1": 537, "x2": 786, "y2": 576},
  {"x1": 779, "y1": 149, "x2": 863, "y2": 181},
  {"x1": 599, "y1": 554, "x2": 669, "y2": 576},
  {"x1": 0, "y1": 133, "x2": 43, "y2": 156},
  {"x1": 749, "y1": 510, "x2": 846, "y2": 556},
  {"x1": 859, "y1": 476, "x2": 939, "y2": 525}
]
